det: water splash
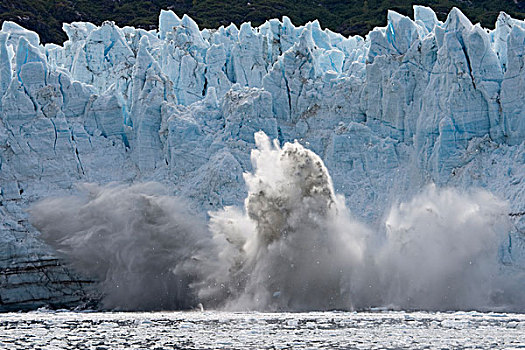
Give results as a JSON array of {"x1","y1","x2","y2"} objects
[
  {"x1": 30, "y1": 182, "x2": 216, "y2": 310},
  {"x1": 208, "y1": 131, "x2": 367, "y2": 310},
  {"x1": 375, "y1": 185, "x2": 513, "y2": 310},
  {"x1": 30, "y1": 132, "x2": 524, "y2": 312}
]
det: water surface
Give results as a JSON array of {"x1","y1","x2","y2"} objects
[{"x1": 1, "y1": 310, "x2": 524, "y2": 349}]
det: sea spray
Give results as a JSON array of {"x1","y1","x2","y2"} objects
[
  {"x1": 375, "y1": 185, "x2": 512, "y2": 310},
  {"x1": 208, "y1": 131, "x2": 368, "y2": 310},
  {"x1": 30, "y1": 182, "x2": 217, "y2": 310},
  {"x1": 30, "y1": 132, "x2": 523, "y2": 312}
]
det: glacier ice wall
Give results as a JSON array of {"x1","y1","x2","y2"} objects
[{"x1": 0, "y1": 6, "x2": 524, "y2": 310}]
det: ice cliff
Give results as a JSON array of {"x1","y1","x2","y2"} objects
[{"x1": 0, "y1": 6, "x2": 524, "y2": 310}]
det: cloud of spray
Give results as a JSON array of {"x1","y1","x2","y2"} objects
[
  {"x1": 30, "y1": 132, "x2": 524, "y2": 312},
  {"x1": 30, "y1": 182, "x2": 217, "y2": 310},
  {"x1": 207, "y1": 132, "x2": 368, "y2": 310},
  {"x1": 370, "y1": 185, "x2": 516, "y2": 311}
]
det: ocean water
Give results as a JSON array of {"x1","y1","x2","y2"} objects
[{"x1": 1, "y1": 310, "x2": 524, "y2": 349}]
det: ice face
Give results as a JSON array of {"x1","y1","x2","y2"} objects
[{"x1": 1, "y1": 7, "x2": 524, "y2": 310}]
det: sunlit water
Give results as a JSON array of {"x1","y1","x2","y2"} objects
[{"x1": 1, "y1": 310, "x2": 524, "y2": 349}]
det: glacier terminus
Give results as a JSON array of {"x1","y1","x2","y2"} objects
[{"x1": 0, "y1": 6, "x2": 524, "y2": 312}]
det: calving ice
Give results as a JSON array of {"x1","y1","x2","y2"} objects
[
  {"x1": 0, "y1": 6, "x2": 523, "y2": 311},
  {"x1": 30, "y1": 132, "x2": 519, "y2": 311}
]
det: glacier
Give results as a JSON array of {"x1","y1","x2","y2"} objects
[
  {"x1": 0, "y1": 6, "x2": 524, "y2": 311},
  {"x1": 29, "y1": 134, "x2": 518, "y2": 311}
]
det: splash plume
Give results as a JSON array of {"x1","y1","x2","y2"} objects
[
  {"x1": 208, "y1": 131, "x2": 367, "y2": 310},
  {"x1": 30, "y1": 182, "x2": 216, "y2": 310},
  {"x1": 30, "y1": 132, "x2": 523, "y2": 312}
]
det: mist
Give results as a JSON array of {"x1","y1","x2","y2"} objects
[
  {"x1": 371, "y1": 185, "x2": 517, "y2": 311},
  {"x1": 30, "y1": 182, "x2": 218, "y2": 310},
  {"x1": 30, "y1": 132, "x2": 524, "y2": 312},
  {"x1": 207, "y1": 132, "x2": 368, "y2": 310}
]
